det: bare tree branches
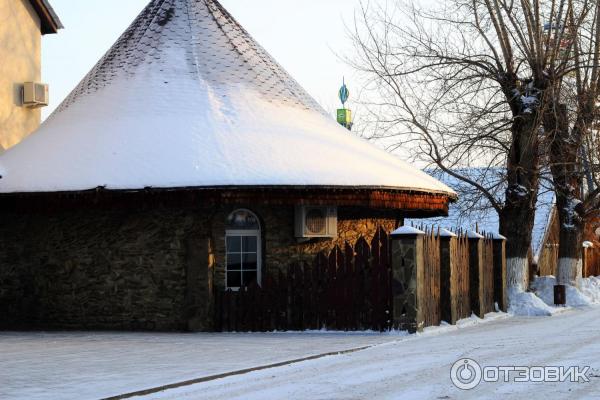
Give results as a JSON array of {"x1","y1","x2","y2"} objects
[{"x1": 346, "y1": 0, "x2": 600, "y2": 291}]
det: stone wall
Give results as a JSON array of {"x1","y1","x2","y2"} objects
[
  {"x1": 0, "y1": 199, "x2": 399, "y2": 331},
  {"x1": 0, "y1": 205, "x2": 212, "y2": 331}
]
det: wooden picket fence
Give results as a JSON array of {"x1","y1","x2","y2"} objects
[
  {"x1": 215, "y1": 226, "x2": 505, "y2": 332},
  {"x1": 215, "y1": 228, "x2": 392, "y2": 332},
  {"x1": 481, "y1": 236, "x2": 496, "y2": 315},
  {"x1": 452, "y1": 234, "x2": 471, "y2": 322},
  {"x1": 422, "y1": 229, "x2": 441, "y2": 327}
]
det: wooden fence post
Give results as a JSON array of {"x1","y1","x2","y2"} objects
[
  {"x1": 581, "y1": 242, "x2": 595, "y2": 279},
  {"x1": 582, "y1": 246, "x2": 589, "y2": 279},
  {"x1": 467, "y1": 230, "x2": 485, "y2": 318},
  {"x1": 491, "y1": 233, "x2": 507, "y2": 312},
  {"x1": 439, "y1": 228, "x2": 457, "y2": 324},
  {"x1": 390, "y1": 226, "x2": 425, "y2": 333}
]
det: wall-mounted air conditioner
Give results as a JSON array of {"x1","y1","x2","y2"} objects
[
  {"x1": 23, "y1": 82, "x2": 49, "y2": 108},
  {"x1": 294, "y1": 205, "x2": 337, "y2": 238}
]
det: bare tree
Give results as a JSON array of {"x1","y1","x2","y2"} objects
[
  {"x1": 541, "y1": 0, "x2": 600, "y2": 287},
  {"x1": 347, "y1": 0, "x2": 560, "y2": 301}
]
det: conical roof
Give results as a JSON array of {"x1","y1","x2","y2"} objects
[{"x1": 0, "y1": 0, "x2": 455, "y2": 197}]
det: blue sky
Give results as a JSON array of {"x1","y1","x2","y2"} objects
[{"x1": 41, "y1": 0, "x2": 362, "y2": 119}]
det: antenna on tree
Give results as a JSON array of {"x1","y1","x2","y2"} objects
[
  {"x1": 336, "y1": 77, "x2": 353, "y2": 130},
  {"x1": 339, "y1": 77, "x2": 349, "y2": 107}
]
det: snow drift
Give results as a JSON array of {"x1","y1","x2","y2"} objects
[{"x1": 531, "y1": 275, "x2": 600, "y2": 307}]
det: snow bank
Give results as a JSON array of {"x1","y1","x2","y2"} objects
[
  {"x1": 508, "y1": 287, "x2": 554, "y2": 316},
  {"x1": 262, "y1": 329, "x2": 410, "y2": 337},
  {"x1": 580, "y1": 276, "x2": 600, "y2": 303},
  {"x1": 419, "y1": 312, "x2": 508, "y2": 336},
  {"x1": 531, "y1": 275, "x2": 600, "y2": 307}
]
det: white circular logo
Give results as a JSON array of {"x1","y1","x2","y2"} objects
[{"x1": 450, "y1": 358, "x2": 482, "y2": 390}]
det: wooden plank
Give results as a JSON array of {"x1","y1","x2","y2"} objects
[
  {"x1": 422, "y1": 229, "x2": 441, "y2": 327},
  {"x1": 355, "y1": 237, "x2": 370, "y2": 329},
  {"x1": 481, "y1": 238, "x2": 495, "y2": 315}
]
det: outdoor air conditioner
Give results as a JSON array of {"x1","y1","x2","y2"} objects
[
  {"x1": 294, "y1": 205, "x2": 337, "y2": 238},
  {"x1": 23, "y1": 82, "x2": 49, "y2": 108}
]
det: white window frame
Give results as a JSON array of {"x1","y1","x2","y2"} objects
[{"x1": 225, "y1": 210, "x2": 262, "y2": 290}]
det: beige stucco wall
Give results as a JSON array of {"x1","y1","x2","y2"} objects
[{"x1": 0, "y1": 0, "x2": 41, "y2": 152}]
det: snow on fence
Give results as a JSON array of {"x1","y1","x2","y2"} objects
[{"x1": 215, "y1": 226, "x2": 506, "y2": 333}]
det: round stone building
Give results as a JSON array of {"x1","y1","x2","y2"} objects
[{"x1": 0, "y1": 0, "x2": 455, "y2": 330}]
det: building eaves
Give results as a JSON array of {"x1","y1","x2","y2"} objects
[{"x1": 29, "y1": 0, "x2": 63, "y2": 34}]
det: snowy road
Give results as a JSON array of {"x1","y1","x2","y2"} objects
[
  {"x1": 137, "y1": 308, "x2": 600, "y2": 400},
  {"x1": 0, "y1": 330, "x2": 400, "y2": 400},
  {"x1": 2, "y1": 308, "x2": 600, "y2": 400}
]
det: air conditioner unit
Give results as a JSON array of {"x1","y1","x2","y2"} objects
[
  {"x1": 294, "y1": 205, "x2": 337, "y2": 238},
  {"x1": 23, "y1": 82, "x2": 49, "y2": 108}
]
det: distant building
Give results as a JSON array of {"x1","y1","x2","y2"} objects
[
  {"x1": 0, "y1": 0, "x2": 62, "y2": 152},
  {"x1": 0, "y1": 0, "x2": 455, "y2": 331}
]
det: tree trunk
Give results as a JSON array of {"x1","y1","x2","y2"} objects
[
  {"x1": 546, "y1": 103, "x2": 586, "y2": 287},
  {"x1": 500, "y1": 208, "x2": 534, "y2": 292},
  {"x1": 552, "y1": 153, "x2": 584, "y2": 286},
  {"x1": 499, "y1": 104, "x2": 541, "y2": 297}
]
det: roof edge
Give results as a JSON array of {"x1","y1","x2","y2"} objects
[
  {"x1": 29, "y1": 0, "x2": 63, "y2": 34},
  {"x1": 0, "y1": 184, "x2": 458, "y2": 200},
  {"x1": 0, "y1": 185, "x2": 453, "y2": 216}
]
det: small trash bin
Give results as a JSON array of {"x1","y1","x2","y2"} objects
[{"x1": 554, "y1": 284, "x2": 566, "y2": 306}]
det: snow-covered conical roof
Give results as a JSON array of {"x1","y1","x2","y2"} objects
[{"x1": 0, "y1": 0, "x2": 455, "y2": 197}]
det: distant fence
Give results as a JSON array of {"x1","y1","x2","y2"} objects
[
  {"x1": 215, "y1": 226, "x2": 506, "y2": 332},
  {"x1": 583, "y1": 244, "x2": 600, "y2": 278}
]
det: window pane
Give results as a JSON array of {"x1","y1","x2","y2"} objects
[
  {"x1": 242, "y1": 253, "x2": 257, "y2": 270},
  {"x1": 227, "y1": 271, "x2": 242, "y2": 288},
  {"x1": 243, "y1": 270, "x2": 258, "y2": 287},
  {"x1": 227, "y1": 253, "x2": 242, "y2": 270},
  {"x1": 226, "y1": 236, "x2": 241, "y2": 253},
  {"x1": 242, "y1": 236, "x2": 257, "y2": 252}
]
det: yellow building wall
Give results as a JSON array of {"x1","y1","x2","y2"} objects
[{"x1": 0, "y1": 0, "x2": 42, "y2": 152}]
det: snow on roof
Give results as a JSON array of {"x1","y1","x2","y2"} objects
[
  {"x1": 406, "y1": 169, "x2": 555, "y2": 257},
  {"x1": 0, "y1": 0, "x2": 454, "y2": 197}
]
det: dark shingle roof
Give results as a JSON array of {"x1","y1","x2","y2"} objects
[{"x1": 56, "y1": 0, "x2": 321, "y2": 114}]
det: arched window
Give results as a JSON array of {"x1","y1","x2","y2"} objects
[{"x1": 225, "y1": 209, "x2": 261, "y2": 289}]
